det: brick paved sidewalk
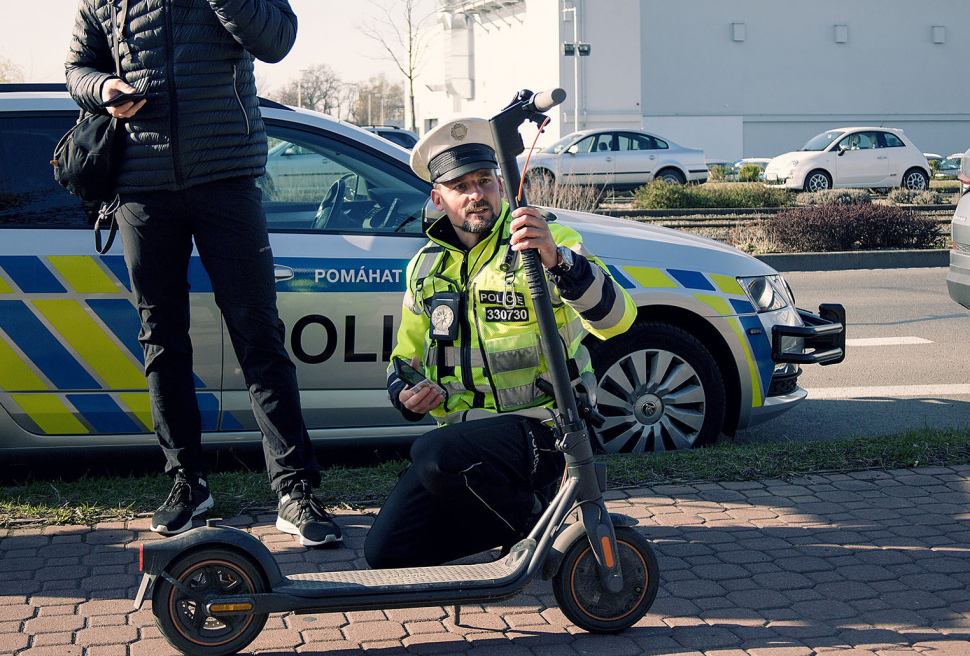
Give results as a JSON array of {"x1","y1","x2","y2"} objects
[{"x1": 3, "y1": 465, "x2": 970, "y2": 655}]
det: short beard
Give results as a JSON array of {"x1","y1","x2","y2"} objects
[{"x1": 460, "y1": 202, "x2": 497, "y2": 234}]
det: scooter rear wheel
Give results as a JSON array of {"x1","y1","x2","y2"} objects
[
  {"x1": 152, "y1": 547, "x2": 269, "y2": 656},
  {"x1": 552, "y1": 526, "x2": 659, "y2": 633}
]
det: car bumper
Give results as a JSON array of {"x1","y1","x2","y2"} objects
[
  {"x1": 763, "y1": 173, "x2": 801, "y2": 189},
  {"x1": 771, "y1": 304, "x2": 847, "y2": 366},
  {"x1": 947, "y1": 247, "x2": 970, "y2": 311}
]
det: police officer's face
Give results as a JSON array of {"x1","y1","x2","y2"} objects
[{"x1": 431, "y1": 169, "x2": 502, "y2": 243}]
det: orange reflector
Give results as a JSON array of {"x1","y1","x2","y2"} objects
[
  {"x1": 210, "y1": 603, "x2": 253, "y2": 613},
  {"x1": 600, "y1": 536, "x2": 615, "y2": 568},
  {"x1": 138, "y1": 544, "x2": 144, "y2": 571}
]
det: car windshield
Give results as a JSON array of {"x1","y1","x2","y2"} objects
[
  {"x1": 800, "y1": 130, "x2": 845, "y2": 151},
  {"x1": 545, "y1": 134, "x2": 580, "y2": 154}
]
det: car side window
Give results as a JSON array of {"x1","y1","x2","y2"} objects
[
  {"x1": 593, "y1": 133, "x2": 616, "y2": 152},
  {"x1": 568, "y1": 136, "x2": 596, "y2": 154},
  {"x1": 618, "y1": 133, "x2": 654, "y2": 151},
  {"x1": 259, "y1": 122, "x2": 430, "y2": 234},
  {"x1": 0, "y1": 115, "x2": 93, "y2": 228},
  {"x1": 839, "y1": 132, "x2": 876, "y2": 150},
  {"x1": 881, "y1": 133, "x2": 905, "y2": 148}
]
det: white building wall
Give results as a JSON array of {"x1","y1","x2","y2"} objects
[{"x1": 417, "y1": 0, "x2": 970, "y2": 162}]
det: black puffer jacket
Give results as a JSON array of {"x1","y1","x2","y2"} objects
[{"x1": 65, "y1": 0, "x2": 297, "y2": 193}]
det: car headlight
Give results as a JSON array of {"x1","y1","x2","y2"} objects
[
  {"x1": 788, "y1": 159, "x2": 799, "y2": 168},
  {"x1": 738, "y1": 275, "x2": 792, "y2": 313}
]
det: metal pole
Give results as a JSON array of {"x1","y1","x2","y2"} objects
[{"x1": 562, "y1": 3, "x2": 579, "y2": 133}]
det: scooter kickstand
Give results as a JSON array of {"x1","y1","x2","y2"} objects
[{"x1": 453, "y1": 604, "x2": 462, "y2": 626}]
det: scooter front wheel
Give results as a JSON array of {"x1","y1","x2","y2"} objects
[
  {"x1": 552, "y1": 526, "x2": 659, "y2": 633},
  {"x1": 152, "y1": 547, "x2": 269, "y2": 656}
]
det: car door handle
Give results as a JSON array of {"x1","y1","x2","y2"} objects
[
  {"x1": 605, "y1": 157, "x2": 613, "y2": 162},
  {"x1": 877, "y1": 156, "x2": 888, "y2": 160},
  {"x1": 649, "y1": 155, "x2": 656, "y2": 160},
  {"x1": 274, "y1": 265, "x2": 294, "y2": 282}
]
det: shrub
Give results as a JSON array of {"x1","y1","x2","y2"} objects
[
  {"x1": 738, "y1": 164, "x2": 762, "y2": 183},
  {"x1": 632, "y1": 181, "x2": 792, "y2": 209},
  {"x1": 522, "y1": 179, "x2": 603, "y2": 213},
  {"x1": 708, "y1": 165, "x2": 728, "y2": 182},
  {"x1": 886, "y1": 188, "x2": 947, "y2": 205},
  {"x1": 795, "y1": 188, "x2": 871, "y2": 206},
  {"x1": 769, "y1": 203, "x2": 943, "y2": 252}
]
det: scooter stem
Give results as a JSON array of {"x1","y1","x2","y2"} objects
[{"x1": 489, "y1": 89, "x2": 623, "y2": 593}]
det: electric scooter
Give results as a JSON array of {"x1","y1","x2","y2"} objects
[{"x1": 133, "y1": 88, "x2": 661, "y2": 656}]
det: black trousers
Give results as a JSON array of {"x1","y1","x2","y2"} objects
[
  {"x1": 364, "y1": 414, "x2": 565, "y2": 569},
  {"x1": 117, "y1": 176, "x2": 319, "y2": 494}
]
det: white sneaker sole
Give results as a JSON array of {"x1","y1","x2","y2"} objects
[
  {"x1": 150, "y1": 496, "x2": 215, "y2": 536},
  {"x1": 275, "y1": 516, "x2": 343, "y2": 547}
]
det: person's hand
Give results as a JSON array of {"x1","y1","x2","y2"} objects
[
  {"x1": 399, "y1": 356, "x2": 444, "y2": 414},
  {"x1": 509, "y1": 206, "x2": 558, "y2": 269},
  {"x1": 101, "y1": 78, "x2": 146, "y2": 119}
]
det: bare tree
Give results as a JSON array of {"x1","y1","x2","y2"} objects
[
  {"x1": 272, "y1": 64, "x2": 344, "y2": 116},
  {"x1": 348, "y1": 74, "x2": 405, "y2": 126},
  {"x1": 0, "y1": 55, "x2": 24, "y2": 83},
  {"x1": 355, "y1": 0, "x2": 434, "y2": 132}
]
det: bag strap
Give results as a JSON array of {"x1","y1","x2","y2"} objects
[{"x1": 95, "y1": 197, "x2": 120, "y2": 255}]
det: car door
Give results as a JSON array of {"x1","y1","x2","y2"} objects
[
  {"x1": 219, "y1": 117, "x2": 434, "y2": 435},
  {"x1": 559, "y1": 133, "x2": 615, "y2": 185},
  {"x1": 0, "y1": 113, "x2": 223, "y2": 449},
  {"x1": 613, "y1": 132, "x2": 662, "y2": 187},
  {"x1": 877, "y1": 131, "x2": 907, "y2": 186},
  {"x1": 834, "y1": 131, "x2": 887, "y2": 186}
]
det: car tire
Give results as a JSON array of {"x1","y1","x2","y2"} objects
[
  {"x1": 525, "y1": 168, "x2": 555, "y2": 187},
  {"x1": 902, "y1": 168, "x2": 929, "y2": 191},
  {"x1": 803, "y1": 170, "x2": 832, "y2": 193},
  {"x1": 656, "y1": 168, "x2": 685, "y2": 185},
  {"x1": 588, "y1": 321, "x2": 726, "y2": 453}
]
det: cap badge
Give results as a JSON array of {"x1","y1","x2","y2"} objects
[{"x1": 450, "y1": 123, "x2": 468, "y2": 141}]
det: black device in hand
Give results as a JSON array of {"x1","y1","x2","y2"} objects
[
  {"x1": 100, "y1": 91, "x2": 146, "y2": 108},
  {"x1": 392, "y1": 357, "x2": 446, "y2": 397}
]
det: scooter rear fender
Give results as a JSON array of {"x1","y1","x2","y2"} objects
[
  {"x1": 139, "y1": 526, "x2": 284, "y2": 587},
  {"x1": 540, "y1": 513, "x2": 637, "y2": 581}
]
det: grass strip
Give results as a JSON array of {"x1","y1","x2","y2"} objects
[{"x1": 3, "y1": 426, "x2": 969, "y2": 529}]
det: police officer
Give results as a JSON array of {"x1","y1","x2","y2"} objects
[{"x1": 364, "y1": 118, "x2": 637, "y2": 569}]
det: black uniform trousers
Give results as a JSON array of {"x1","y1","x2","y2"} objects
[
  {"x1": 364, "y1": 414, "x2": 565, "y2": 569},
  {"x1": 116, "y1": 176, "x2": 320, "y2": 494}
]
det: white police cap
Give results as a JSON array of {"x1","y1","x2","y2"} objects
[{"x1": 410, "y1": 117, "x2": 499, "y2": 184}]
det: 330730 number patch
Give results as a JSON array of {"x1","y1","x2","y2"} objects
[{"x1": 484, "y1": 306, "x2": 530, "y2": 322}]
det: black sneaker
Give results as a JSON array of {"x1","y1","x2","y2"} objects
[
  {"x1": 276, "y1": 481, "x2": 342, "y2": 547},
  {"x1": 150, "y1": 470, "x2": 213, "y2": 536}
]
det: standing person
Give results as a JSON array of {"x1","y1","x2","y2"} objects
[
  {"x1": 65, "y1": 0, "x2": 341, "y2": 546},
  {"x1": 364, "y1": 118, "x2": 637, "y2": 568}
]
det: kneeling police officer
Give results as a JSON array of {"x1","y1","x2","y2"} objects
[{"x1": 364, "y1": 118, "x2": 636, "y2": 568}]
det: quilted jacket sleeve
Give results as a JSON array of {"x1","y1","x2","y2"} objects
[
  {"x1": 64, "y1": 0, "x2": 114, "y2": 114},
  {"x1": 207, "y1": 0, "x2": 298, "y2": 63}
]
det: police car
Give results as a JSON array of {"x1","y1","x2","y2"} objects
[{"x1": 0, "y1": 84, "x2": 845, "y2": 455}]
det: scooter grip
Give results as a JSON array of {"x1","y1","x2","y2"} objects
[{"x1": 531, "y1": 88, "x2": 567, "y2": 112}]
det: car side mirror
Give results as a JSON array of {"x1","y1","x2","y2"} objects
[
  {"x1": 566, "y1": 146, "x2": 579, "y2": 155},
  {"x1": 837, "y1": 147, "x2": 845, "y2": 157}
]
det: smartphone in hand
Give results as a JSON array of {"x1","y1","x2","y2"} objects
[
  {"x1": 100, "y1": 91, "x2": 146, "y2": 108},
  {"x1": 392, "y1": 357, "x2": 446, "y2": 397}
]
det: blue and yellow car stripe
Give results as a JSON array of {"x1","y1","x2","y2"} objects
[
  {"x1": 0, "y1": 254, "x2": 223, "y2": 437},
  {"x1": 616, "y1": 264, "x2": 775, "y2": 409}
]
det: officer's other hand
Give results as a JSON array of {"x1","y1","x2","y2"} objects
[
  {"x1": 510, "y1": 206, "x2": 557, "y2": 268},
  {"x1": 102, "y1": 78, "x2": 146, "y2": 119},
  {"x1": 399, "y1": 356, "x2": 443, "y2": 414}
]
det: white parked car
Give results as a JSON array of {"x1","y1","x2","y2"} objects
[
  {"x1": 947, "y1": 147, "x2": 970, "y2": 310},
  {"x1": 763, "y1": 127, "x2": 930, "y2": 192},
  {"x1": 517, "y1": 128, "x2": 708, "y2": 190}
]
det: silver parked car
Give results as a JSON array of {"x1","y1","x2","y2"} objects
[
  {"x1": 517, "y1": 128, "x2": 708, "y2": 190},
  {"x1": 947, "y1": 147, "x2": 970, "y2": 311},
  {"x1": 0, "y1": 85, "x2": 844, "y2": 455}
]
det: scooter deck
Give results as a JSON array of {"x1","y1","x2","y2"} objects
[{"x1": 277, "y1": 539, "x2": 536, "y2": 598}]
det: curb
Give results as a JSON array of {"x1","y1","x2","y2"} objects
[{"x1": 754, "y1": 248, "x2": 949, "y2": 272}]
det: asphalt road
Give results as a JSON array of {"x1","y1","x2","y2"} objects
[{"x1": 734, "y1": 266, "x2": 970, "y2": 444}]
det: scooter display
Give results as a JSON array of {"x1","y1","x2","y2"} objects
[{"x1": 133, "y1": 88, "x2": 661, "y2": 656}]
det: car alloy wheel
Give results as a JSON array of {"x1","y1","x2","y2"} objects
[
  {"x1": 589, "y1": 321, "x2": 725, "y2": 453},
  {"x1": 804, "y1": 170, "x2": 831, "y2": 193}
]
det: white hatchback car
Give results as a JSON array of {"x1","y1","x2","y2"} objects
[
  {"x1": 764, "y1": 127, "x2": 930, "y2": 192},
  {"x1": 517, "y1": 128, "x2": 708, "y2": 190}
]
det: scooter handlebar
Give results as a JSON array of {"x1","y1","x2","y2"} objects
[{"x1": 528, "y1": 88, "x2": 567, "y2": 113}]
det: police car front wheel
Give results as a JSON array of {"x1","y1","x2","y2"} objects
[{"x1": 588, "y1": 321, "x2": 726, "y2": 453}]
